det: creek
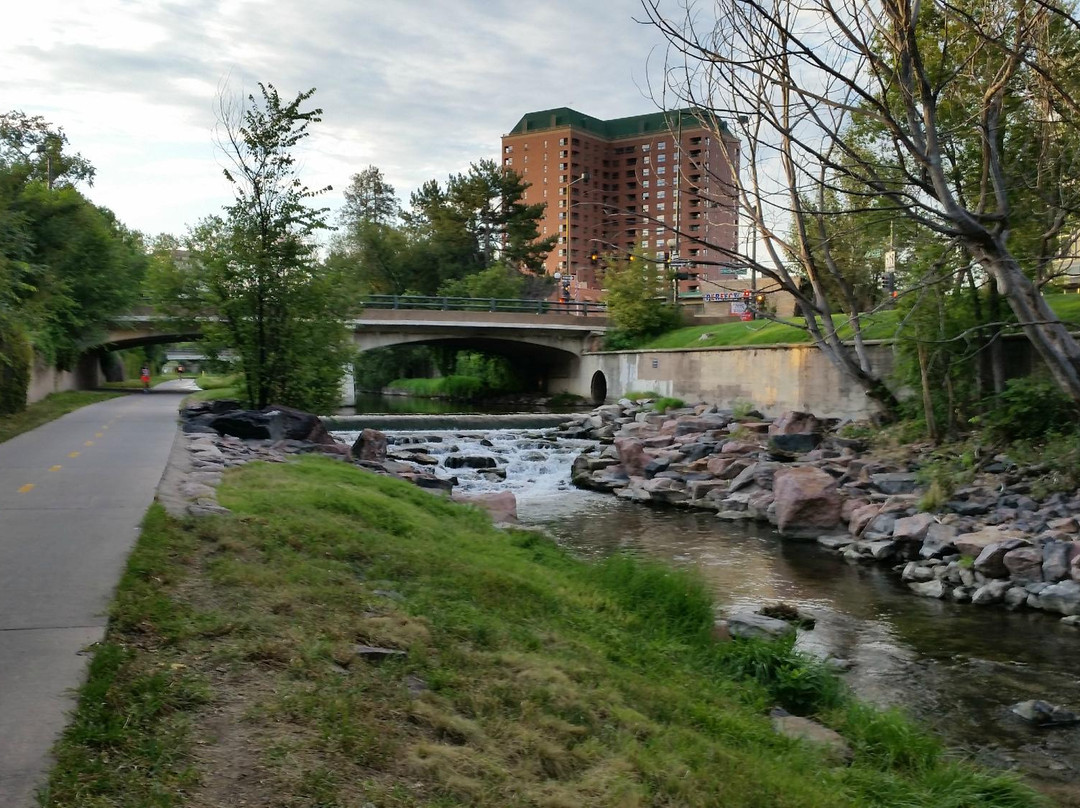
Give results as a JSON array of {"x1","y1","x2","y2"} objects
[{"x1": 331, "y1": 416, "x2": 1080, "y2": 796}]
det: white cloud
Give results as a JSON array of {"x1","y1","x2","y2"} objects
[{"x1": 2, "y1": 0, "x2": 677, "y2": 237}]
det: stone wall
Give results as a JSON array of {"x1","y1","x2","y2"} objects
[
  {"x1": 578, "y1": 342, "x2": 897, "y2": 420},
  {"x1": 26, "y1": 354, "x2": 101, "y2": 405}
]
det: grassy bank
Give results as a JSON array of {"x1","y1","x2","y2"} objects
[
  {"x1": 385, "y1": 375, "x2": 485, "y2": 399},
  {"x1": 0, "y1": 391, "x2": 123, "y2": 445},
  {"x1": 42, "y1": 457, "x2": 1043, "y2": 807},
  {"x1": 636, "y1": 292, "x2": 1080, "y2": 351}
]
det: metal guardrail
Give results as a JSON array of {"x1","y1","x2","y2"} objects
[{"x1": 359, "y1": 295, "x2": 606, "y2": 317}]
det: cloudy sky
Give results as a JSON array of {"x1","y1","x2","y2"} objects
[{"x1": 3, "y1": 0, "x2": 684, "y2": 239}]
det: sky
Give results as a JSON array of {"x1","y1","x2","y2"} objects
[{"x1": 2, "y1": 0, "x2": 682, "y2": 240}]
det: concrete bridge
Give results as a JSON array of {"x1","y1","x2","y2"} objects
[{"x1": 29, "y1": 299, "x2": 612, "y2": 405}]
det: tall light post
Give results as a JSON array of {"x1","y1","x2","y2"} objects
[{"x1": 563, "y1": 171, "x2": 590, "y2": 295}]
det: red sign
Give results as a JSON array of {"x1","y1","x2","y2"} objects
[{"x1": 740, "y1": 311, "x2": 754, "y2": 322}]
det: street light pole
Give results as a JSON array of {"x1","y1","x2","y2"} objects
[{"x1": 563, "y1": 170, "x2": 590, "y2": 296}]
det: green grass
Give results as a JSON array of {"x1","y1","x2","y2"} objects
[
  {"x1": 386, "y1": 375, "x2": 484, "y2": 399},
  {"x1": 42, "y1": 457, "x2": 1045, "y2": 807},
  {"x1": 653, "y1": 396, "x2": 685, "y2": 414},
  {"x1": 0, "y1": 391, "x2": 123, "y2": 445},
  {"x1": 188, "y1": 374, "x2": 244, "y2": 403},
  {"x1": 632, "y1": 293, "x2": 1080, "y2": 351}
]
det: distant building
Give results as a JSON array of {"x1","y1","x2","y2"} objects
[{"x1": 501, "y1": 107, "x2": 740, "y2": 298}]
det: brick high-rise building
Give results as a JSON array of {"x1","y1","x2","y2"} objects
[{"x1": 501, "y1": 107, "x2": 739, "y2": 298}]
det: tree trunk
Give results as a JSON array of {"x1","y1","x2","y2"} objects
[{"x1": 975, "y1": 246, "x2": 1080, "y2": 403}]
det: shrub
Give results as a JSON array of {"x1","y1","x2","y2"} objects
[
  {"x1": 0, "y1": 324, "x2": 33, "y2": 416},
  {"x1": 978, "y1": 376, "x2": 1079, "y2": 442},
  {"x1": 653, "y1": 397, "x2": 685, "y2": 414}
]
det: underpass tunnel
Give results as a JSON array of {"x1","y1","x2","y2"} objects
[{"x1": 355, "y1": 337, "x2": 580, "y2": 394}]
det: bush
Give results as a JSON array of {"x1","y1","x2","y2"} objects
[
  {"x1": 0, "y1": 324, "x2": 33, "y2": 416},
  {"x1": 653, "y1": 397, "x2": 685, "y2": 414},
  {"x1": 978, "y1": 376, "x2": 1079, "y2": 442}
]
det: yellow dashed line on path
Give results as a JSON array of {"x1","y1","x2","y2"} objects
[
  {"x1": 94, "y1": 432, "x2": 103, "y2": 438},
  {"x1": 49, "y1": 465, "x2": 62, "y2": 472},
  {"x1": 68, "y1": 451, "x2": 80, "y2": 458},
  {"x1": 17, "y1": 484, "x2": 34, "y2": 494},
  {"x1": 84, "y1": 441, "x2": 94, "y2": 447}
]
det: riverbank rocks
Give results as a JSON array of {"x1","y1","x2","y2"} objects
[
  {"x1": 352, "y1": 428, "x2": 388, "y2": 462},
  {"x1": 561, "y1": 399, "x2": 1080, "y2": 622},
  {"x1": 773, "y1": 467, "x2": 842, "y2": 536}
]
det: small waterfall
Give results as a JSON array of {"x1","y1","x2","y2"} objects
[{"x1": 331, "y1": 424, "x2": 604, "y2": 520}]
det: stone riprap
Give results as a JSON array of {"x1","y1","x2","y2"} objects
[
  {"x1": 159, "y1": 403, "x2": 454, "y2": 517},
  {"x1": 560, "y1": 399, "x2": 1080, "y2": 622}
]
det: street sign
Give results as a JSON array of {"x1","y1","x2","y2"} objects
[{"x1": 668, "y1": 258, "x2": 691, "y2": 267}]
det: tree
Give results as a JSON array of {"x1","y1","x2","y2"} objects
[
  {"x1": 189, "y1": 83, "x2": 351, "y2": 412},
  {"x1": 0, "y1": 111, "x2": 95, "y2": 187},
  {"x1": 340, "y1": 165, "x2": 399, "y2": 228},
  {"x1": 643, "y1": 0, "x2": 1080, "y2": 414},
  {"x1": 603, "y1": 257, "x2": 680, "y2": 347}
]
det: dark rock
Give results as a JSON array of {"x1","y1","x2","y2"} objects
[
  {"x1": 768, "y1": 433, "x2": 823, "y2": 455},
  {"x1": 444, "y1": 455, "x2": 497, "y2": 470},
  {"x1": 869, "y1": 472, "x2": 919, "y2": 495},
  {"x1": 352, "y1": 428, "x2": 388, "y2": 462},
  {"x1": 409, "y1": 475, "x2": 455, "y2": 493},
  {"x1": 644, "y1": 457, "x2": 671, "y2": 478},
  {"x1": 920, "y1": 523, "x2": 958, "y2": 559},
  {"x1": 209, "y1": 410, "x2": 274, "y2": 439},
  {"x1": 681, "y1": 443, "x2": 717, "y2": 463},
  {"x1": 1002, "y1": 546, "x2": 1044, "y2": 584},
  {"x1": 948, "y1": 500, "x2": 993, "y2": 517},
  {"x1": 262, "y1": 404, "x2": 338, "y2": 446},
  {"x1": 1043, "y1": 542, "x2": 1075, "y2": 583}
]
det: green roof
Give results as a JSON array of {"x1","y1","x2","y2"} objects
[{"x1": 506, "y1": 107, "x2": 729, "y2": 140}]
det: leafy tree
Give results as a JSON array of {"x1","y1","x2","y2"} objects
[
  {"x1": 645, "y1": 0, "x2": 1080, "y2": 415},
  {"x1": 0, "y1": 111, "x2": 95, "y2": 187},
  {"x1": 340, "y1": 165, "x2": 399, "y2": 228},
  {"x1": 164, "y1": 84, "x2": 353, "y2": 412},
  {"x1": 603, "y1": 257, "x2": 680, "y2": 348}
]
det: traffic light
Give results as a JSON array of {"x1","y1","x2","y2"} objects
[
  {"x1": 755, "y1": 293, "x2": 766, "y2": 306},
  {"x1": 884, "y1": 272, "x2": 896, "y2": 298},
  {"x1": 589, "y1": 250, "x2": 600, "y2": 266},
  {"x1": 742, "y1": 289, "x2": 752, "y2": 301}
]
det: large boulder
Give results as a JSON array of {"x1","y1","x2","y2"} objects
[
  {"x1": 1002, "y1": 546, "x2": 1045, "y2": 585},
  {"x1": 920, "y1": 523, "x2": 959, "y2": 559},
  {"x1": 351, "y1": 428, "x2": 388, "y2": 462},
  {"x1": 1043, "y1": 541, "x2": 1076, "y2": 584},
  {"x1": 892, "y1": 513, "x2": 935, "y2": 543},
  {"x1": 613, "y1": 437, "x2": 652, "y2": 478},
  {"x1": 262, "y1": 404, "x2": 338, "y2": 446},
  {"x1": 768, "y1": 411, "x2": 821, "y2": 435},
  {"x1": 209, "y1": 410, "x2": 274, "y2": 439},
  {"x1": 973, "y1": 538, "x2": 1030, "y2": 578},
  {"x1": 772, "y1": 466, "x2": 842, "y2": 535}
]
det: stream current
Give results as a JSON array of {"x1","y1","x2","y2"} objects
[{"x1": 333, "y1": 418, "x2": 1080, "y2": 797}]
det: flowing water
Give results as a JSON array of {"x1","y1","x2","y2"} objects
[{"x1": 332, "y1": 419, "x2": 1080, "y2": 797}]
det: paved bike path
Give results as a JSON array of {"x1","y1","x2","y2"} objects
[{"x1": 0, "y1": 382, "x2": 194, "y2": 806}]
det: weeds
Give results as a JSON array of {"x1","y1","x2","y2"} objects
[{"x1": 653, "y1": 396, "x2": 685, "y2": 414}]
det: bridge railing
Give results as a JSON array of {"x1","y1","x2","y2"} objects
[{"x1": 359, "y1": 295, "x2": 607, "y2": 317}]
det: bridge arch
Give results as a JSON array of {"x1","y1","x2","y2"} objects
[{"x1": 354, "y1": 335, "x2": 581, "y2": 394}]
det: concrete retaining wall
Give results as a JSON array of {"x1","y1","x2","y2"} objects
[
  {"x1": 26, "y1": 354, "x2": 101, "y2": 405},
  {"x1": 578, "y1": 342, "x2": 897, "y2": 420}
]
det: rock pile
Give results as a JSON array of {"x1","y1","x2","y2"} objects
[
  {"x1": 160, "y1": 403, "x2": 454, "y2": 517},
  {"x1": 560, "y1": 398, "x2": 1080, "y2": 620}
]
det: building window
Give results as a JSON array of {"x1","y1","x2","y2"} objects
[
  {"x1": 641, "y1": 240, "x2": 649, "y2": 248},
  {"x1": 642, "y1": 181, "x2": 649, "y2": 188},
  {"x1": 642, "y1": 204, "x2": 650, "y2": 212},
  {"x1": 657, "y1": 190, "x2": 666, "y2": 199},
  {"x1": 656, "y1": 239, "x2": 665, "y2": 247},
  {"x1": 642, "y1": 168, "x2": 650, "y2": 177},
  {"x1": 642, "y1": 144, "x2": 651, "y2": 152},
  {"x1": 657, "y1": 179, "x2": 666, "y2": 187},
  {"x1": 559, "y1": 137, "x2": 568, "y2": 146},
  {"x1": 657, "y1": 141, "x2": 667, "y2": 149},
  {"x1": 657, "y1": 153, "x2": 666, "y2": 162},
  {"x1": 644, "y1": 155, "x2": 651, "y2": 165},
  {"x1": 656, "y1": 203, "x2": 665, "y2": 211},
  {"x1": 504, "y1": 158, "x2": 512, "y2": 166},
  {"x1": 656, "y1": 166, "x2": 666, "y2": 175},
  {"x1": 560, "y1": 150, "x2": 568, "y2": 158}
]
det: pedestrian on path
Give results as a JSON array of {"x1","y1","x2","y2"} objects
[{"x1": 140, "y1": 366, "x2": 151, "y2": 393}]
